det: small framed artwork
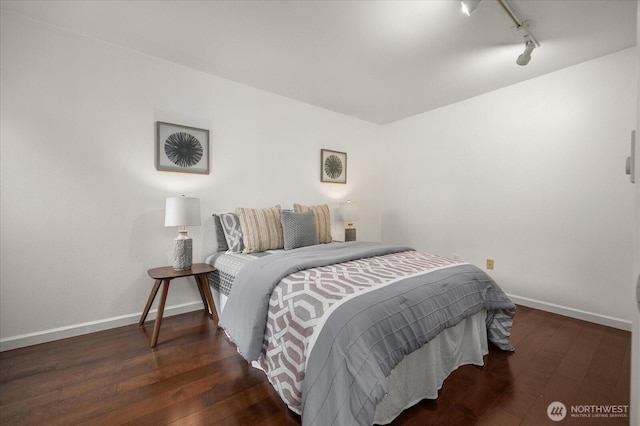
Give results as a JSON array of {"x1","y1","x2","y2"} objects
[
  {"x1": 156, "y1": 121, "x2": 210, "y2": 174},
  {"x1": 320, "y1": 149, "x2": 347, "y2": 184}
]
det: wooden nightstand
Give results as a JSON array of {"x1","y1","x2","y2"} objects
[{"x1": 139, "y1": 263, "x2": 217, "y2": 347}]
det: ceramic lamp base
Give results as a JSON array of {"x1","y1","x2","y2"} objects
[
  {"x1": 345, "y1": 227, "x2": 356, "y2": 242},
  {"x1": 172, "y1": 232, "x2": 193, "y2": 271}
]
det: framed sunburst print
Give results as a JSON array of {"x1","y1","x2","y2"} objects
[
  {"x1": 320, "y1": 149, "x2": 347, "y2": 184},
  {"x1": 156, "y1": 122, "x2": 210, "y2": 174}
]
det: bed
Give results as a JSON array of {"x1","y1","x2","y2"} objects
[{"x1": 205, "y1": 205, "x2": 515, "y2": 426}]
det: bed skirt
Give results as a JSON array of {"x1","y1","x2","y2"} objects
[{"x1": 373, "y1": 310, "x2": 488, "y2": 424}]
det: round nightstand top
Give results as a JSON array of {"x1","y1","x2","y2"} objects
[{"x1": 147, "y1": 263, "x2": 215, "y2": 280}]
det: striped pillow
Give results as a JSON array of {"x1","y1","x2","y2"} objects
[
  {"x1": 293, "y1": 203, "x2": 332, "y2": 243},
  {"x1": 236, "y1": 205, "x2": 284, "y2": 253}
]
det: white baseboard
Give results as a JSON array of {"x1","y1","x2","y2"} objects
[
  {"x1": 507, "y1": 294, "x2": 632, "y2": 331},
  {"x1": 0, "y1": 302, "x2": 203, "y2": 352}
]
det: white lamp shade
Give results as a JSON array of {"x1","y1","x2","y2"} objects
[
  {"x1": 340, "y1": 201, "x2": 360, "y2": 222},
  {"x1": 165, "y1": 196, "x2": 201, "y2": 227}
]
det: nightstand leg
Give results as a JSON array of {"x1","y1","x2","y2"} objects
[
  {"x1": 197, "y1": 274, "x2": 218, "y2": 325},
  {"x1": 195, "y1": 276, "x2": 208, "y2": 307},
  {"x1": 151, "y1": 279, "x2": 171, "y2": 347},
  {"x1": 139, "y1": 279, "x2": 162, "y2": 325}
]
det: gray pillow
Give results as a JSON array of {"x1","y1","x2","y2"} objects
[
  {"x1": 212, "y1": 214, "x2": 229, "y2": 252},
  {"x1": 281, "y1": 210, "x2": 318, "y2": 250},
  {"x1": 217, "y1": 212, "x2": 245, "y2": 253}
]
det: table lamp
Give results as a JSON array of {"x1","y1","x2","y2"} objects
[
  {"x1": 340, "y1": 200, "x2": 360, "y2": 242},
  {"x1": 165, "y1": 195, "x2": 201, "y2": 270}
]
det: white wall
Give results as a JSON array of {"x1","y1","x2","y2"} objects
[
  {"x1": 382, "y1": 48, "x2": 636, "y2": 329},
  {"x1": 0, "y1": 11, "x2": 383, "y2": 350}
]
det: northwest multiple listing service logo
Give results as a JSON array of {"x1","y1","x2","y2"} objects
[
  {"x1": 547, "y1": 401, "x2": 629, "y2": 421},
  {"x1": 547, "y1": 401, "x2": 567, "y2": 421}
]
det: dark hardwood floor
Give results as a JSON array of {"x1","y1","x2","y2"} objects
[{"x1": 0, "y1": 305, "x2": 631, "y2": 425}]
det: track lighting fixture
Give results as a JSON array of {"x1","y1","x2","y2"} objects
[
  {"x1": 461, "y1": 0, "x2": 481, "y2": 16},
  {"x1": 516, "y1": 36, "x2": 535, "y2": 66},
  {"x1": 461, "y1": 0, "x2": 540, "y2": 66}
]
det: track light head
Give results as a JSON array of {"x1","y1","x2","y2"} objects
[
  {"x1": 516, "y1": 37, "x2": 536, "y2": 66},
  {"x1": 461, "y1": 0, "x2": 540, "y2": 66},
  {"x1": 461, "y1": 0, "x2": 481, "y2": 16}
]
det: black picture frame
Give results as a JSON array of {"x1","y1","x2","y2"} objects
[
  {"x1": 156, "y1": 121, "x2": 210, "y2": 174},
  {"x1": 320, "y1": 149, "x2": 347, "y2": 184}
]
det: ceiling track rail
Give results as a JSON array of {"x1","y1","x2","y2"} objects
[{"x1": 496, "y1": 0, "x2": 540, "y2": 47}]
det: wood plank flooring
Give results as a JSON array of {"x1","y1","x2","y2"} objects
[{"x1": 0, "y1": 305, "x2": 631, "y2": 425}]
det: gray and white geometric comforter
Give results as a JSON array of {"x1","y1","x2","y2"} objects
[
  {"x1": 218, "y1": 242, "x2": 515, "y2": 426},
  {"x1": 258, "y1": 250, "x2": 467, "y2": 413}
]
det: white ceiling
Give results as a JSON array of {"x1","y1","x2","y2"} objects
[{"x1": 2, "y1": 0, "x2": 637, "y2": 124}]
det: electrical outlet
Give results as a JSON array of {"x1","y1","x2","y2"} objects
[{"x1": 486, "y1": 259, "x2": 494, "y2": 270}]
